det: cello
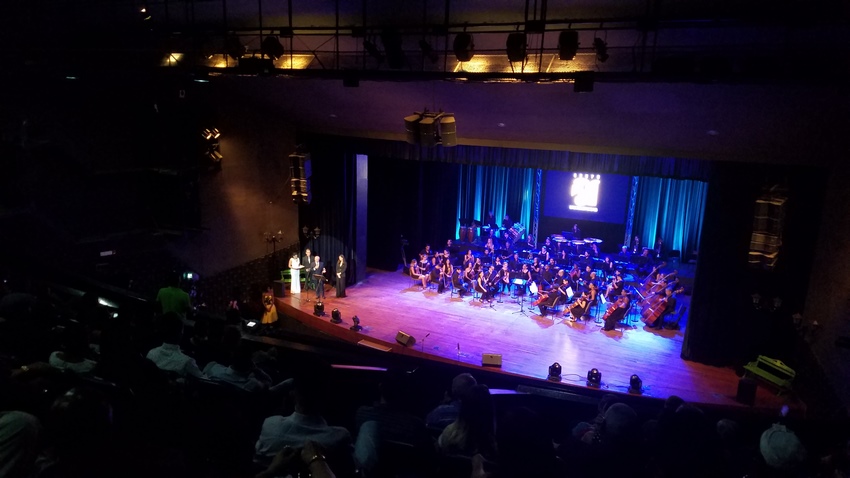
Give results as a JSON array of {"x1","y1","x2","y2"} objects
[{"x1": 641, "y1": 287, "x2": 683, "y2": 326}]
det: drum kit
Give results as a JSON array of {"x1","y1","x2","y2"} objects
[{"x1": 549, "y1": 234, "x2": 603, "y2": 253}]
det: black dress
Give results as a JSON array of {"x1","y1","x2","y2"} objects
[{"x1": 336, "y1": 259, "x2": 347, "y2": 298}]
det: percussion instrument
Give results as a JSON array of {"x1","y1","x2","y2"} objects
[
  {"x1": 481, "y1": 225, "x2": 491, "y2": 237},
  {"x1": 571, "y1": 240, "x2": 585, "y2": 246},
  {"x1": 467, "y1": 226, "x2": 476, "y2": 243},
  {"x1": 551, "y1": 234, "x2": 567, "y2": 243},
  {"x1": 584, "y1": 237, "x2": 603, "y2": 244},
  {"x1": 459, "y1": 226, "x2": 468, "y2": 241}
]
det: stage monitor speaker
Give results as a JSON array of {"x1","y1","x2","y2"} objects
[
  {"x1": 395, "y1": 330, "x2": 415, "y2": 346},
  {"x1": 272, "y1": 280, "x2": 285, "y2": 298},
  {"x1": 404, "y1": 114, "x2": 421, "y2": 144},
  {"x1": 482, "y1": 353, "x2": 502, "y2": 367},
  {"x1": 736, "y1": 377, "x2": 757, "y2": 406}
]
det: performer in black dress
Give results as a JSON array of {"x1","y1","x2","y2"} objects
[{"x1": 335, "y1": 254, "x2": 347, "y2": 298}]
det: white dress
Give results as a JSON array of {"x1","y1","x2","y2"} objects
[{"x1": 289, "y1": 258, "x2": 301, "y2": 294}]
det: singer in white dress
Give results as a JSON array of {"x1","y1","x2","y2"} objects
[{"x1": 288, "y1": 253, "x2": 302, "y2": 294}]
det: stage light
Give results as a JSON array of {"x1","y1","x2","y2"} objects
[
  {"x1": 593, "y1": 37, "x2": 609, "y2": 62},
  {"x1": 453, "y1": 33, "x2": 474, "y2": 62},
  {"x1": 506, "y1": 33, "x2": 527, "y2": 62},
  {"x1": 331, "y1": 308, "x2": 342, "y2": 324},
  {"x1": 404, "y1": 114, "x2": 422, "y2": 144},
  {"x1": 350, "y1": 315, "x2": 362, "y2": 331},
  {"x1": 261, "y1": 36, "x2": 285, "y2": 60},
  {"x1": 211, "y1": 128, "x2": 221, "y2": 139},
  {"x1": 440, "y1": 115, "x2": 457, "y2": 147},
  {"x1": 586, "y1": 368, "x2": 601, "y2": 387},
  {"x1": 381, "y1": 29, "x2": 405, "y2": 69},
  {"x1": 419, "y1": 40, "x2": 438, "y2": 63},
  {"x1": 558, "y1": 30, "x2": 579, "y2": 60},
  {"x1": 201, "y1": 128, "x2": 213, "y2": 140},
  {"x1": 313, "y1": 300, "x2": 324, "y2": 316},
  {"x1": 629, "y1": 374, "x2": 643, "y2": 394},
  {"x1": 547, "y1": 362, "x2": 562, "y2": 382},
  {"x1": 225, "y1": 34, "x2": 244, "y2": 60},
  {"x1": 208, "y1": 150, "x2": 223, "y2": 163}
]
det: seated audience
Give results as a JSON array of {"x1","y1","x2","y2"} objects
[
  {"x1": 146, "y1": 312, "x2": 205, "y2": 379},
  {"x1": 48, "y1": 323, "x2": 97, "y2": 375},
  {"x1": 155, "y1": 273, "x2": 192, "y2": 320},
  {"x1": 425, "y1": 372, "x2": 477, "y2": 431},
  {"x1": 437, "y1": 384, "x2": 496, "y2": 459},
  {"x1": 0, "y1": 410, "x2": 41, "y2": 478},
  {"x1": 203, "y1": 343, "x2": 273, "y2": 392},
  {"x1": 254, "y1": 362, "x2": 353, "y2": 475}
]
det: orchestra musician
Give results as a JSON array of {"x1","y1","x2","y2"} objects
[
  {"x1": 508, "y1": 252, "x2": 522, "y2": 272},
  {"x1": 463, "y1": 250, "x2": 474, "y2": 269},
  {"x1": 486, "y1": 211, "x2": 498, "y2": 230},
  {"x1": 476, "y1": 270, "x2": 494, "y2": 302},
  {"x1": 632, "y1": 236, "x2": 641, "y2": 254},
  {"x1": 601, "y1": 256, "x2": 615, "y2": 276},
  {"x1": 530, "y1": 257, "x2": 542, "y2": 278},
  {"x1": 463, "y1": 263, "x2": 476, "y2": 291},
  {"x1": 451, "y1": 267, "x2": 468, "y2": 298},
  {"x1": 538, "y1": 246, "x2": 551, "y2": 263},
  {"x1": 606, "y1": 271, "x2": 624, "y2": 299},
  {"x1": 499, "y1": 262, "x2": 511, "y2": 295},
  {"x1": 409, "y1": 259, "x2": 429, "y2": 289},
  {"x1": 568, "y1": 292, "x2": 589, "y2": 322},
  {"x1": 589, "y1": 242, "x2": 600, "y2": 257},
  {"x1": 572, "y1": 223, "x2": 582, "y2": 239},
  {"x1": 603, "y1": 290, "x2": 631, "y2": 331},
  {"x1": 420, "y1": 244, "x2": 433, "y2": 257},
  {"x1": 442, "y1": 258, "x2": 453, "y2": 292},
  {"x1": 429, "y1": 256, "x2": 444, "y2": 293}
]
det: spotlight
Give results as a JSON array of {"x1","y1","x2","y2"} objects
[
  {"x1": 547, "y1": 362, "x2": 562, "y2": 382},
  {"x1": 350, "y1": 315, "x2": 362, "y2": 331},
  {"x1": 225, "y1": 34, "x2": 244, "y2": 60},
  {"x1": 629, "y1": 374, "x2": 643, "y2": 394},
  {"x1": 453, "y1": 33, "x2": 474, "y2": 62},
  {"x1": 419, "y1": 40, "x2": 438, "y2": 63},
  {"x1": 208, "y1": 150, "x2": 223, "y2": 163},
  {"x1": 211, "y1": 128, "x2": 221, "y2": 139},
  {"x1": 330, "y1": 308, "x2": 342, "y2": 324},
  {"x1": 586, "y1": 368, "x2": 601, "y2": 387},
  {"x1": 506, "y1": 32, "x2": 527, "y2": 62},
  {"x1": 313, "y1": 300, "x2": 324, "y2": 316},
  {"x1": 201, "y1": 128, "x2": 213, "y2": 140},
  {"x1": 558, "y1": 30, "x2": 579, "y2": 60},
  {"x1": 261, "y1": 36, "x2": 285, "y2": 60},
  {"x1": 593, "y1": 37, "x2": 609, "y2": 62}
]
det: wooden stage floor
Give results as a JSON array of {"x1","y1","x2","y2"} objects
[{"x1": 275, "y1": 268, "x2": 793, "y2": 411}]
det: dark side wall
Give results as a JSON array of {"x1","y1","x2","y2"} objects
[{"x1": 167, "y1": 77, "x2": 300, "y2": 276}]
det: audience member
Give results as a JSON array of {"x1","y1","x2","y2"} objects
[
  {"x1": 0, "y1": 410, "x2": 41, "y2": 478},
  {"x1": 155, "y1": 273, "x2": 192, "y2": 320},
  {"x1": 254, "y1": 362, "x2": 353, "y2": 475},
  {"x1": 48, "y1": 323, "x2": 97, "y2": 375},
  {"x1": 145, "y1": 312, "x2": 205, "y2": 379},
  {"x1": 203, "y1": 343, "x2": 273, "y2": 392},
  {"x1": 437, "y1": 384, "x2": 496, "y2": 458},
  {"x1": 354, "y1": 369, "x2": 432, "y2": 450},
  {"x1": 759, "y1": 423, "x2": 808, "y2": 474},
  {"x1": 483, "y1": 406, "x2": 561, "y2": 478},
  {"x1": 425, "y1": 372, "x2": 477, "y2": 431}
]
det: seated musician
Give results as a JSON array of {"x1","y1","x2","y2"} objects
[
  {"x1": 602, "y1": 256, "x2": 615, "y2": 276},
  {"x1": 603, "y1": 290, "x2": 631, "y2": 331},
  {"x1": 508, "y1": 253, "x2": 521, "y2": 272},
  {"x1": 606, "y1": 271, "x2": 623, "y2": 299},
  {"x1": 429, "y1": 257, "x2": 444, "y2": 293},
  {"x1": 463, "y1": 263, "x2": 476, "y2": 291},
  {"x1": 543, "y1": 236, "x2": 552, "y2": 249},
  {"x1": 451, "y1": 267, "x2": 468, "y2": 297},
  {"x1": 589, "y1": 243, "x2": 600, "y2": 257},
  {"x1": 499, "y1": 262, "x2": 511, "y2": 294},
  {"x1": 530, "y1": 257, "x2": 542, "y2": 277},
  {"x1": 463, "y1": 250, "x2": 474, "y2": 269},
  {"x1": 569, "y1": 292, "x2": 589, "y2": 322},
  {"x1": 516, "y1": 263, "x2": 532, "y2": 297},
  {"x1": 484, "y1": 237, "x2": 496, "y2": 254},
  {"x1": 475, "y1": 271, "x2": 494, "y2": 302},
  {"x1": 473, "y1": 257, "x2": 483, "y2": 275},
  {"x1": 647, "y1": 287, "x2": 677, "y2": 329},
  {"x1": 409, "y1": 259, "x2": 429, "y2": 289},
  {"x1": 540, "y1": 263, "x2": 554, "y2": 286},
  {"x1": 420, "y1": 244, "x2": 432, "y2": 257},
  {"x1": 538, "y1": 246, "x2": 551, "y2": 263},
  {"x1": 442, "y1": 258, "x2": 454, "y2": 292}
]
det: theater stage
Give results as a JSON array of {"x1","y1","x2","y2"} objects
[{"x1": 274, "y1": 268, "x2": 794, "y2": 411}]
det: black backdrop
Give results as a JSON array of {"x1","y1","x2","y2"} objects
[{"x1": 366, "y1": 156, "x2": 459, "y2": 271}]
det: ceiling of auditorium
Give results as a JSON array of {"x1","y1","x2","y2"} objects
[{"x1": 2, "y1": 0, "x2": 850, "y2": 164}]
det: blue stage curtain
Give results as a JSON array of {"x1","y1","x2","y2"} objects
[
  {"x1": 457, "y1": 165, "x2": 534, "y2": 238},
  {"x1": 633, "y1": 177, "x2": 708, "y2": 260}
]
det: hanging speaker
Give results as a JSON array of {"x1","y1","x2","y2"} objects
[{"x1": 440, "y1": 115, "x2": 457, "y2": 147}]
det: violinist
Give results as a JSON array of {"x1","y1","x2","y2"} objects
[
  {"x1": 515, "y1": 263, "x2": 532, "y2": 297},
  {"x1": 530, "y1": 257, "x2": 542, "y2": 278},
  {"x1": 463, "y1": 263, "x2": 476, "y2": 290},
  {"x1": 463, "y1": 250, "x2": 474, "y2": 269},
  {"x1": 540, "y1": 263, "x2": 554, "y2": 285},
  {"x1": 499, "y1": 262, "x2": 511, "y2": 295},
  {"x1": 606, "y1": 270, "x2": 624, "y2": 299},
  {"x1": 476, "y1": 270, "x2": 494, "y2": 302},
  {"x1": 409, "y1": 259, "x2": 429, "y2": 289},
  {"x1": 603, "y1": 290, "x2": 630, "y2": 331}
]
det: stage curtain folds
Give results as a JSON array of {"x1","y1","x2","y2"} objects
[
  {"x1": 457, "y1": 165, "x2": 534, "y2": 238},
  {"x1": 633, "y1": 177, "x2": 708, "y2": 260}
]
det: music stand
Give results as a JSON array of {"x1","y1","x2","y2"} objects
[
  {"x1": 511, "y1": 277, "x2": 530, "y2": 317},
  {"x1": 314, "y1": 274, "x2": 326, "y2": 296}
]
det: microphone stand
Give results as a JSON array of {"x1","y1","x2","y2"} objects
[{"x1": 420, "y1": 333, "x2": 430, "y2": 353}]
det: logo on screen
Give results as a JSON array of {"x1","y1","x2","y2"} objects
[{"x1": 569, "y1": 173, "x2": 600, "y2": 212}]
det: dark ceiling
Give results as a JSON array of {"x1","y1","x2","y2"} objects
[{"x1": 2, "y1": 0, "x2": 850, "y2": 165}]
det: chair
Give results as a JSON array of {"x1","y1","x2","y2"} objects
[{"x1": 451, "y1": 272, "x2": 466, "y2": 298}]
